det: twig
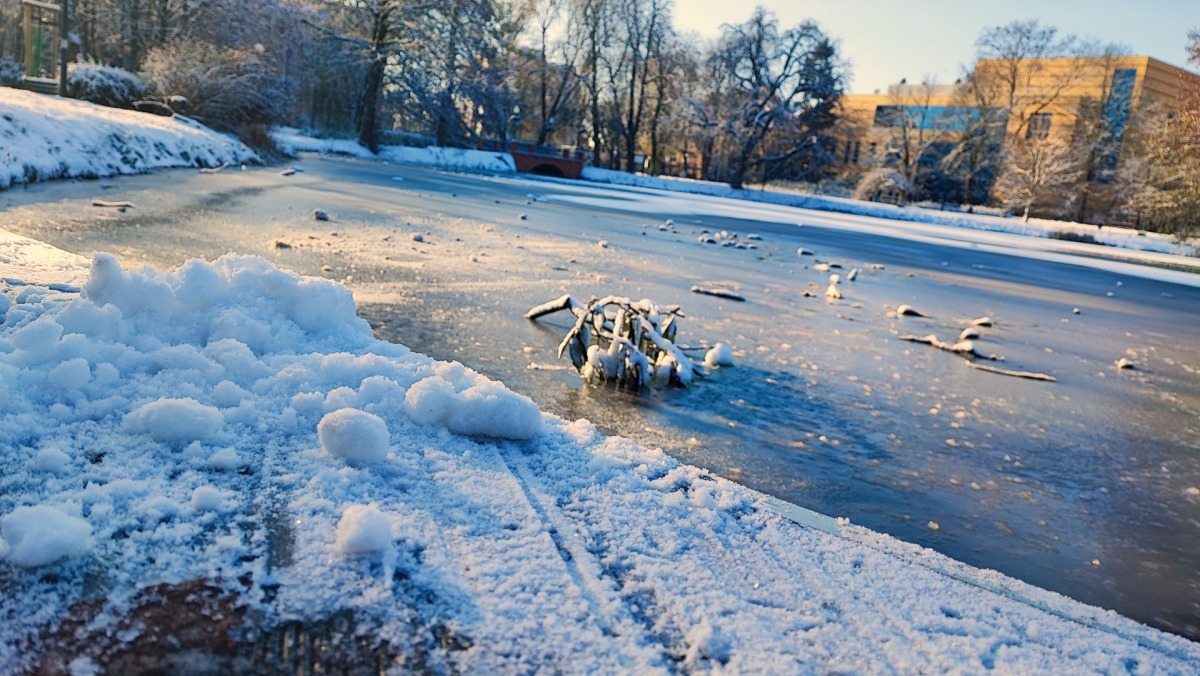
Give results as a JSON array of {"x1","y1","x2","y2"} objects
[
  {"x1": 199, "y1": 163, "x2": 229, "y2": 174},
  {"x1": 965, "y1": 362, "x2": 1057, "y2": 382},
  {"x1": 91, "y1": 200, "x2": 135, "y2": 208},
  {"x1": 691, "y1": 285, "x2": 744, "y2": 301}
]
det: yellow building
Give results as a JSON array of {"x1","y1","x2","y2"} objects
[{"x1": 836, "y1": 55, "x2": 1200, "y2": 219}]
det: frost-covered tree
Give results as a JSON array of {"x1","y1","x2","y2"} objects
[
  {"x1": 141, "y1": 40, "x2": 283, "y2": 133},
  {"x1": 940, "y1": 71, "x2": 1007, "y2": 210},
  {"x1": 993, "y1": 138, "x2": 1080, "y2": 221},
  {"x1": 1120, "y1": 30, "x2": 1200, "y2": 239},
  {"x1": 868, "y1": 79, "x2": 951, "y2": 206},
  {"x1": 972, "y1": 19, "x2": 1086, "y2": 143},
  {"x1": 705, "y1": 7, "x2": 843, "y2": 189}
]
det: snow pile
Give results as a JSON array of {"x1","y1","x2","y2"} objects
[
  {"x1": 377, "y1": 144, "x2": 516, "y2": 173},
  {"x1": 581, "y1": 166, "x2": 1196, "y2": 256},
  {"x1": 0, "y1": 87, "x2": 258, "y2": 188},
  {"x1": 0, "y1": 505, "x2": 92, "y2": 567},
  {"x1": 271, "y1": 127, "x2": 377, "y2": 159},
  {"x1": 334, "y1": 504, "x2": 392, "y2": 555},
  {"x1": 271, "y1": 127, "x2": 516, "y2": 173},
  {"x1": 2, "y1": 236, "x2": 1198, "y2": 671}
]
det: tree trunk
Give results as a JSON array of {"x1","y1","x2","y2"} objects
[{"x1": 357, "y1": 54, "x2": 384, "y2": 152}]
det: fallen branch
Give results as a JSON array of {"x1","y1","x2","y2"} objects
[
  {"x1": 965, "y1": 362, "x2": 1056, "y2": 382},
  {"x1": 91, "y1": 200, "x2": 135, "y2": 209},
  {"x1": 899, "y1": 334, "x2": 1002, "y2": 361},
  {"x1": 690, "y1": 285, "x2": 746, "y2": 302},
  {"x1": 199, "y1": 163, "x2": 229, "y2": 174}
]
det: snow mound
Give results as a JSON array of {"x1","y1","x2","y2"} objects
[
  {"x1": 405, "y1": 373, "x2": 542, "y2": 440},
  {"x1": 704, "y1": 343, "x2": 735, "y2": 368},
  {"x1": 124, "y1": 398, "x2": 224, "y2": 445},
  {"x1": 0, "y1": 506, "x2": 92, "y2": 567},
  {"x1": 0, "y1": 87, "x2": 258, "y2": 188},
  {"x1": 334, "y1": 504, "x2": 391, "y2": 555},
  {"x1": 318, "y1": 408, "x2": 390, "y2": 465},
  {"x1": 377, "y1": 145, "x2": 515, "y2": 173}
]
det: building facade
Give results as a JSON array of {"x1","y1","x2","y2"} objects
[{"x1": 836, "y1": 55, "x2": 1200, "y2": 221}]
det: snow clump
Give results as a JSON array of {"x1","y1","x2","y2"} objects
[
  {"x1": 0, "y1": 506, "x2": 92, "y2": 567},
  {"x1": 705, "y1": 343, "x2": 735, "y2": 368},
  {"x1": 124, "y1": 398, "x2": 224, "y2": 445},
  {"x1": 405, "y1": 373, "x2": 542, "y2": 440},
  {"x1": 318, "y1": 408, "x2": 391, "y2": 465},
  {"x1": 335, "y1": 504, "x2": 392, "y2": 555}
]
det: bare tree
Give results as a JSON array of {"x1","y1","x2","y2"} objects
[
  {"x1": 607, "y1": 0, "x2": 670, "y2": 172},
  {"x1": 993, "y1": 138, "x2": 1080, "y2": 221},
  {"x1": 869, "y1": 79, "x2": 951, "y2": 205},
  {"x1": 706, "y1": 7, "x2": 843, "y2": 190},
  {"x1": 1120, "y1": 30, "x2": 1200, "y2": 238},
  {"x1": 973, "y1": 19, "x2": 1085, "y2": 142},
  {"x1": 941, "y1": 71, "x2": 1007, "y2": 210}
]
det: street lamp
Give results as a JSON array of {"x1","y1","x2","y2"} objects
[{"x1": 507, "y1": 105, "x2": 521, "y2": 142}]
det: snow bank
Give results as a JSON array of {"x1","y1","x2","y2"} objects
[
  {"x1": 0, "y1": 87, "x2": 258, "y2": 188},
  {"x1": 581, "y1": 166, "x2": 1196, "y2": 256},
  {"x1": 270, "y1": 127, "x2": 376, "y2": 159},
  {"x1": 2, "y1": 233, "x2": 1198, "y2": 672},
  {"x1": 377, "y1": 145, "x2": 515, "y2": 173},
  {"x1": 271, "y1": 127, "x2": 516, "y2": 174}
]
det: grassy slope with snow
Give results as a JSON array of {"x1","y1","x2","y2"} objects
[{"x1": 0, "y1": 87, "x2": 258, "y2": 188}]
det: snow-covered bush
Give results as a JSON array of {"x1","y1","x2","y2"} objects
[
  {"x1": 0, "y1": 57, "x2": 21, "y2": 87},
  {"x1": 66, "y1": 62, "x2": 144, "y2": 109},
  {"x1": 852, "y1": 168, "x2": 912, "y2": 204},
  {"x1": 526, "y1": 295, "x2": 699, "y2": 389},
  {"x1": 140, "y1": 40, "x2": 282, "y2": 134}
]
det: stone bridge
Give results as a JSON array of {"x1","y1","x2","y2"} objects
[{"x1": 478, "y1": 140, "x2": 586, "y2": 179}]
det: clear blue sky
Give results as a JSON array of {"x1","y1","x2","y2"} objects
[{"x1": 674, "y1": 0, "x2": 1198, "y2": 94}]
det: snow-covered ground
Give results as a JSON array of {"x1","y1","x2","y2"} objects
[
  {"x1": 272, "y1": 127, "x2": 515, "y2": 173},
  {"x1": 4, "y1": 90, "x2": 1200, "y2": 671},
  {"x1": 0, "y1": 88, "x2": 258, "y2": 188},
  {"x1": 3, "y1": 231, "x2": 1200, "y2": 672}
]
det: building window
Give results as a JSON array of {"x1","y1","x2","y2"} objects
[{"x1": 1026, "y1": 113, "x2": 1052, "y2": 140}]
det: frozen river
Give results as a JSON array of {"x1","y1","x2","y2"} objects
[{"x1": 3, "y1": 156, "x2": 1199, "y2": 640}]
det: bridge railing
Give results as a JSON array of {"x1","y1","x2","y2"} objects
[{"x1": 477, "y1": 139, "x2": 587, "y2": 163}]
